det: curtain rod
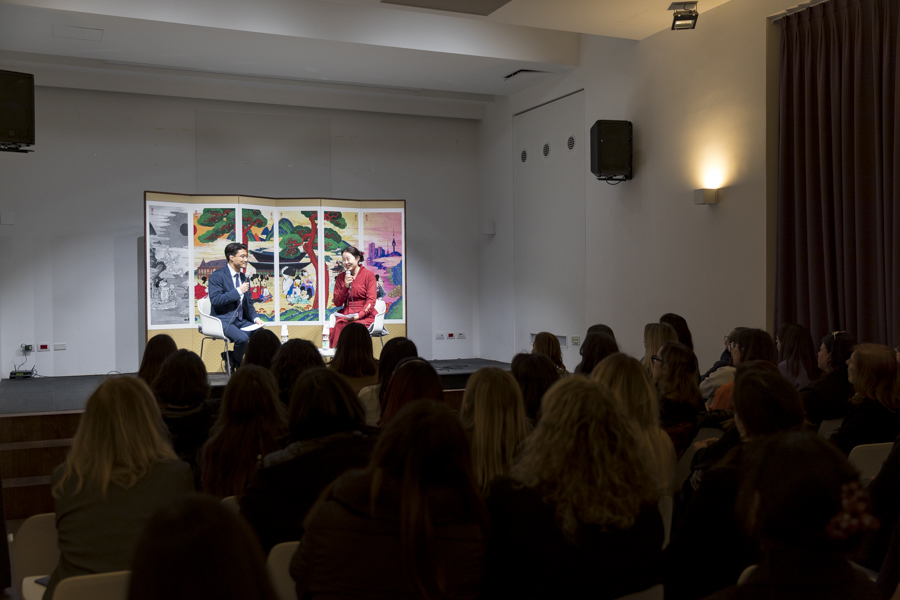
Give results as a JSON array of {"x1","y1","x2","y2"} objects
[{"x1": 769, "y1": 0, "x2": 831, "y2": 21}]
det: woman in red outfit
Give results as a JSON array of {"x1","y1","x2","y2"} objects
[{"x1": 330, "y1": 246, "x2": 377, "y2": 348}]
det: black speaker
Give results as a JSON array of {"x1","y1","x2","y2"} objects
[
  {"x1": 590, "y1": 120, "x2": 632, "y2": 181},
  {"x1": 0, "y1": 70, "x2": 35, "y2": 147}
]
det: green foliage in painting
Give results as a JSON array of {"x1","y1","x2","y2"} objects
[{"x1": 197, "y1": 208, "x2": 236, "y2": 243}]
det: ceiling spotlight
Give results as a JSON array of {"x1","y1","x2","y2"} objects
[{"x1": 669, "y1": 2, "x2": 699, "y2": 30}]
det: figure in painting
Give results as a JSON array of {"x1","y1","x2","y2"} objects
[{"x1": 194, "y1": 276, "x2": 208, "y2": 300}]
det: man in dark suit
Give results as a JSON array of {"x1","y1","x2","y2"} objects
[{"x1": 208, "y1": 242, "x2": 264, "y2": 367}]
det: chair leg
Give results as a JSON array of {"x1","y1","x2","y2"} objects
[
  {"x1": 223, "y1": 340, "x2": 232, "y2": 376},
  {"x1": 379, "y1": 336, "x2": 384, "y2": 349}
]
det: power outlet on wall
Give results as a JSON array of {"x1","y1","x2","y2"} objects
[
  {"x1": 435, "y1": 332, "x2": 446, "y2": 340},
  {"x1": 447, "y1": 333, "x2": 455, "y2": 339},
  {"x1": 571, "y1": 336, "x2": 580, "y2": 346},
  {"x1": 457, "y1": 332, "x2": 466, "y2": 340},
  {"x1": 38, "y1": 344, "x2": 49, "y2": 352}
]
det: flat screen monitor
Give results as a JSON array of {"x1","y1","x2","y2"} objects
[{"x1": 0, "y1": 70, "x2": 35, "y2": 146}]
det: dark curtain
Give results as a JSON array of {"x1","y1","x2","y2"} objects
[{"x1": 776, "y1": 0, "x2": 900, "y2": 346}]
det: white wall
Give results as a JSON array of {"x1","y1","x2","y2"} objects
[{"x1": 0, "y1": 86, "x2": 478, "y2": 376}]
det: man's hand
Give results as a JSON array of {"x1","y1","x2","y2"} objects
[
  {"x1": 239, "y1": 282, "x2": 250, "y2": 294},
  {"x1": 254, "y1": 317, "x2": 263, "y2": 326}
]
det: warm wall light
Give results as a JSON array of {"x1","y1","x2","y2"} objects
[
  {"x1": 694, "y1": 189, "x2": 719, "y2": 205},
  {"x1": 669, "y1": 2, "x2": 699, "y2": 30}
]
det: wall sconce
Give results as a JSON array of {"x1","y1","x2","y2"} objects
[
  {"x1": 669, "y1": 2, "x2": 699, "y2": 30},
  {"x1": 694, "y1": 188, "x2": 719, "y2": 205}
]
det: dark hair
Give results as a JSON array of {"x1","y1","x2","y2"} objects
[
  {"x1": 510, "y1": 353, "x2": 559, "y2": 424},
  {"x1": 138, "y1": 335, "x2": 177, "y2": 386},
  {"x1": 365, "y1": 400, "x2": 488, "y2": 600},
  {"x1": 736, "y1": 432, "x2": 861, "y2": 550},
  {"x1": 657, "y1": 341, "x2": 701, "y2": 408},
  {"x1": 380, "y1": 359, "x2": 444, "y2": 427},
  {"x1": 660, "y1": 313, "x2": 693, "y2": 350},
  {"x1": 202, "y1": 366, "x2": 286, "y2": 497},
  {"x1": 734, "y1": 328, "x2": 777, "y2": 364},
  {"x1": 585, "y1": 324, "x2": 616, "y2": 345},
  {"x1": 241, "y1": 329, "x2": 281, "y2": 370},
  {"x1": 822, "y1": 331, "x2": 857, "y2": 371},
  {"x1": 224, "y1": 242, "x2": 248, "y2": 260},
  {"x1": 732, "y1": 361, "x2": 806, "y2": 437},
  {"x1": 129, "y1": 494, "x2": 278, "y2": 600},
  {"x1": 376, "y1": 337, "x2": 419, "y2": 407},
  {"x1": 330, "y1": 322, "x2": 377, "y2": 378},
  {"x1": 574, "y1": 333, "x2": 619, "y2": 376},
  {"x1": 201, "y1": 276, "x2": 207, "y2": 284},
  {"x1": 288, "y1": 368, "x2": 366, "y2": 441},
  {"x1": 533, "y1": 332, "x2": 565, "y2": 371},
  {"x1": 375, "y1": 274, "x2": 380, "y2": 281},
  {"x1": 269, "y1": 339, "x2": 325, "y2": 407},
  {"x1": 152, "y1": 349, "x2": 209, "y2": 409},
  {"x1": 341, "y1": 245, "x2": 365, "y2": 263},
  {"x1": 850, "y1": 344, "x2": 900, "y2": 410},
  {"x1": 776, "y1": 324, "x2": 820, "y2": 380}
]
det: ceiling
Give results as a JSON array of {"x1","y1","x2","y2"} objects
[{"x1": 0, "y1": 0, "x2": 733, "y2": 98}]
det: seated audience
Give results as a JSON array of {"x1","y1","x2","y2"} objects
[
  {"x1": 532, "y1": 331, "x2": 567, "y2": 375},
  {"x1": 459, "y1": 367, "x2": 532, "y2": 494},
  {"x1": 591, "y1": 353, "x2": 676, "y2": 495},
  {"x1": 665, "y1": 365, "x2": 806, "y2": 600},
  {"x1": 701, "y1": 327, "x2": 745, "y2": 383},
  {"x1": 291, "y1": 401, "x2": 488, "y2": 599},
  {"x1": 46, "y1": 376, "x2": 194, "y2": 600},
  {"x1": 586, "y1": 323, "x2": 617, "y2": 343},
  {"x1": 269, "y1": 339, "x2": 325, "y2": 407},
  {"x1": 510, "y1": 352, "x2": 559, "y2": 425},
  {"x1": 483, "y1": 377, "x2": 663, "y2": 600},
  {"x1": 201, "y1": 366, "x2": 287, "y2": 498},
  {"x1": 799, "y1": 331, "x2": 856, "y2": 426},
  {"x1": 379, "y1": 358, "x2": 444, "y2": 427},
  {"x1": 241, "y1": 368, "x2": 376, "y2": 554},
  {"x1": 775, "y1": 323, "x2": 820, "y2": 389},
  {"x1": 241, "y1": 328, "x2": 281, "y2": 370},
  {"x1": 357, "y1": 337, "x2": 418, "y2": 427},
  {"x1": 572, "y1": 332, "x2": 618, "y2": 376},
  {"x1": 859, "y1": 436, "x2": 900, "y2": 578},
  {"x1": 660, "y1": 312, "x2": 694, "y2": 350},
  {"x1": 830, "y1": 343, "x2": 900, "y2": 455},
  {"x1": 129, "y1": 495, "x2": 278, "y2": 600},
  {"x1": 137, "y1": 334, "x2": 177, "y2": 386},
  {"x1": 641, "y1": 322, "x2": 678, "y2": 374},
  {"x1": 710, "y1": 328, "x2": 777, "y2": 411},
  {"x1": 329, "y1": 321, "x2": 379, "y2": 394},
  {"x1": 653, "y1": 341, "x2": 702, "y2": 458},
  {"x1": 701, "y1": 432, "x2": 878, "y2": 600}
]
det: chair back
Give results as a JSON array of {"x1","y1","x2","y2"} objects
[
  {"x1": 197, "y1": 296, "x2": 225, "y2": 338},
  {"x1": 53, "y1": 570, "x2": 131, "y2": 600},
  {"x1": 267, "y1": 541, "x2": 300, "y2": 600},
  {"x1": 671, "y1": 426, "x2": 724, "y2": 494},
  {"x1": 220, "y1": 495, "x2": 240, "y2": 514},
  {"x1": 818, "y1": 418, "x2": 844, "y2": 438},
  {"x1": 369, "y1": 300, "x2": 388, "y2": 338},
  {"x1": 658, "y1": 495, "x2": 673, "y2": 550},
  {"x1": 614, "y1": 584, "x2": 664, "y2": 600},
  {"x1": 737, "y1": 564, "x2": 757, "y2": 585},
  {"x1": 11, "y1": 513, "x2": 58, "y2": 600},
  {"x1": 848, "y1": 442, "x2": 894, "y2": 483}
]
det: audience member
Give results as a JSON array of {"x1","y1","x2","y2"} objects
[
  {"x1": 591, "y1": 353, "x2": 675, "y2": 495},
  {"x1": 710, "y1": 328, "x2": 777, "y2": 411},
  {"x1": 329, "y1": 321, "x2": 379, "y2": 394},
  {"x1": 586, "y1": 323, "x2": 617, "y2": 343},
  {"x1": 641, "y1": 322, "x2": 678, "y2": 374},
  {"x1": 459, "y1": 367, "x2": 532, "y2": 494},
  {"x1": 269, "y1": 339, "x2": 325, "y2": 408},
  {"x1": 653, "y1": 341, "x2": 702, "y2": 458},
  {"x1": 660, "y1": 313, "x2": 694, "y2": 350},
  {"x1": 129, "y1": 495, "x2": 278, "y2": 600},
  {"x1": 799, "y1": 331, "x2": 856, "y2": 426},
  {"x1": 483, "y1": 377, "x2": 663, "y2": 599},
  {"x1": 532, "y1": 331, "x2": 567, "y2": 375},
  {"x1": 830, "y1": 343, "x2": 900, "y2": 455},
  {"x1": 357, "y1": 337, "x2": 418, "y2": 427},
  {"x1": 45, "y1": 377, "x2": 194, "y2": 600},
  {"x1": 137, "y1": 334, "x2": 177, "y2": 386},
  {"x1": 201, "y1": 366, "x2": 287, "y2": 498},
  {"x1": 241, "y1": 368, "x2": 376, "y2": 553},
  {"x1": 510, "y1": 352, "x2": 559, "y2": 425},
  {"x1": 701, "y1": 327, "x2": 746, "y2": 382},
  {"x1": 291, "y1": 401, "x2": 488, "y2": 599},
  {"x1": 379, "y1": 358, "x2": 444, "y2": 427},
  {"x1": 701, "y1": 432, "x2": 878, "y2": 600},
  {"x1": 859, "y1": 436, "x2": 900, "y2": 579},
  {"x1": 241, "y1": 328, "x2": 281, "y2": 370},
  {"x1": 776, "y1": 323, "x2": 821, "y2": 389},
  {"x1": 700, "y1": 328, "x2": 744, "y2": 402},
  {"x1": 572, "y1": 332, "x2": 618, "y2": 376}
]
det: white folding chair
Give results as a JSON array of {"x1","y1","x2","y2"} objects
[
  {"x1": 615, "y1": 584, "x2": 664, "y2": 599},
  {"x1": 10, "y1": 512, "x2": 59, "y2": 600},
  {"x1": 818, "y1": 418, "x2": 844, "y2": 438},
  {"x1": 197, "y1": 296, "x2": 232, "y2": 375},
  {"x1": 319, "y1": 313, "x2": 337, "y2": 360},
  {"x1": 737, "y1": 564, "x2": 757, "y2": 585},
  {"x1": 848, "y1": 442, "x2": 894, "y2": 484},
  {"x1": 53, "y1": 570, "x2": 131, "y2": 600},
  {"x1": 220, "y1": 495, "x2": 240, "y2": 514},
  {"x1": 658, "y1": 495, "x2": 673, "y2": 550},
  {"x1": 368, "y1": 299, "x2": 389, "y2": 349},
  {"x1": 267, "y1": 541, "x2": 300, "y2": 600}
]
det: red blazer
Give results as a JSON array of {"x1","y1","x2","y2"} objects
[{"x1": 332, "y1": 267, "x2": 377, "y2": 326}]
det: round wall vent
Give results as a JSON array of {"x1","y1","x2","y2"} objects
[
  {"x1": 567, "y1": 135, "x2": 576, "y2": 151},
  {"x1": 521, "y1": 149, "x2": 527, "y2": 162},
  {"x1": 543, "y1": 143, "x2": 550, "y2": 157}
]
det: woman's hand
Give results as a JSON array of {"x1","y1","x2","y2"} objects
[{"x1": 345, "y1": 272, "x2": 355, "y2": 288}]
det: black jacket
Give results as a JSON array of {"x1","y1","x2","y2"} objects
[
  {"x1": 799, "y1": 367, "x2": 853, "y2": 426},
  {"x1": 829, "y1": 398, "x2": 900, "y2": 456}
]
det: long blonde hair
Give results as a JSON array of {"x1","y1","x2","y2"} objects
[
  {"x1": 459, "y1": 368, "x2": 532, "y2": 494},
  {"x1": 641, "y1": 322, "x2": 678, "y2": 371},
  {"x1": 53, "y1": 376, "x2": 177, "y2": 498},
  {"x1": 511, "y1": 378, "x2": 657, "y2": 536}
]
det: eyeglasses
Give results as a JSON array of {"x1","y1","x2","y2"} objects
[{"x1": 651, "y1": 355, "x2": 663, "y2": 365}]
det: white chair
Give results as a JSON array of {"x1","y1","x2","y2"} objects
[
  {"x1": 368, "y1": 299, "x2": 389, "y2": 348},
  {"x1": 197, "y1": 296, "x2": 232, "y2": 375},
  {"x1": 848, "y1": 442, "x2": 894, "y2": 483},
  {"x1": 658, "y1": 495, "x2": 673, "y2": 550},
  {"x1": 319, "y1": 313, "x2": 337, "y2": 360},
  {"x1": 737, "y1": 564, "x2": 757, "y2": 585},
  {"x1": 615, "y1": 584, "x2": 664, "y2": 600},
  {"x1": 818, "y1": 418, "x2": 844, "y2": 438},
  {"x1": 220, "y1": 495, "x2": 240, "y2": 514},
  {"x1": 267, "y1": 541, "x2": 300, "y2": 600},
  {"x1": 10, "y1": 512, "x2": 59, "y2": 600},
  {"x1": 53, "y1": 570, "x2": 131, "y2": 600}
]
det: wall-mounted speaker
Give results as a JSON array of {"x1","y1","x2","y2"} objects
[{"x1": 590, "y1": 120, "x2": 632, "y2": 181}]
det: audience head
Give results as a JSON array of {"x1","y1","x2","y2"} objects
[
  {"x1": 152, "y1": 349, "x2": 209, "y2": 409},
  {"x1": 270, "y1": 339, "x2": 325, "y2": 407},
  {"x1": 725, "y1": 327, "x2": 749, "y2": 365},
  {"x1": 379, "y1": 358, "x2": 444, "y2": 427},
  {"x1": 654, "y1": 341, "x2": 701, "y2": 407},
  {"x1": 532, "y1": 331, "x2": 565, "y2": 371},
  {"x1": 330, "y1": 322, "x2": 377, "y2": 378},
  {"x1": 376, "y1": 337, "x2": 419, "y2": 407},
  {"x1": 818, "y1": 331, "x2": 856, "y2": 374},
  {"x1": 660, "y1": 313, "x2": 693, "y2": 350},
  {"x1": 642, "y1": 322, "x2": 678, "y2": 370},
  {"x1": 55, "y1": 376, "x2": 175, "y2": 497},
  {"x1": 591, "y1": 353, "x2": 660, "y2": 430},
  {"x1": 775, "y1": 324, "x2": 820, "y2": 379},
  {"x1": 138, "y1": 335, "x2": 177, "y2": 386},
  {"x1": 288, "y1": 368, "x2": 366, "y2": 441},
  {"x1": 584, "y1": 324, "x2": 617, "y2": 349},
  {"x1": 732, "y1": 361, "x2": 805, "y2": 439},
  {"x1": 847, "y1": 343, "x2": 900, "y2": 411},
  {"x1": 129, "y1": 494, "x2": 278, "y2": 600},
  {"x1": 731, "y1": 328, "x2": 777, "y2": 366},
  {"x1": 574, "y1": 333, "x2": 619, "y2": 376},
  {"x1": 459, "y1": 368, "x2": 532, "y2": 494},
  {"x1": 510, "y1": 352, "x2": 560, "y2": 424},
  {"x1": 241, "y1": 329, "x2": 281, "y2": 370}
]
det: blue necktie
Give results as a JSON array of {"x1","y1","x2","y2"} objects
[{"x1": 235, "y1": 273, "x2": 243, "y2": 320}]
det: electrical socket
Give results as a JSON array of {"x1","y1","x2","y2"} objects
[
  {"x1": 54, "y1": 343, "x2": 66, "y2": 351},
  {"x1": 38, "y1": 343, "x2": 49, "y2": 352},
  {"x1": 20, "y1": 344, "x2": 33, "y2": 353},
  {"x1": 447, "y1": 333, "x2": 455, "y2": 340},
  {"x1": 571, "y1": 336, "x2": 580, "y2": 346},
  {"x1": 435, "y1": 332, "x2": 445, "y2": 340},
  {"x1": 457, "y1": 332, "x2": 466, "y2": 340}
]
